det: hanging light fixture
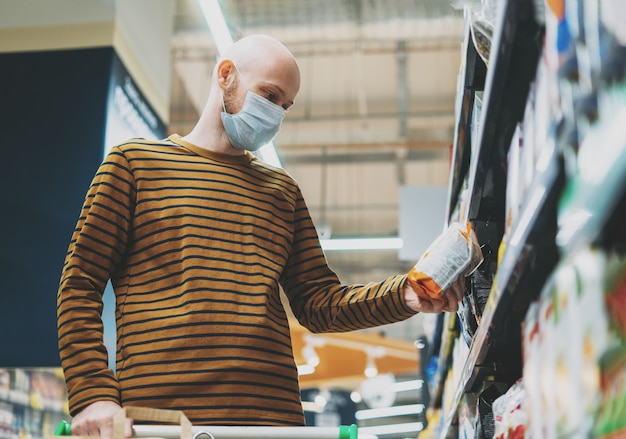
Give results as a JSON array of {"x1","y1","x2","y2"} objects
[
  {"x1": 302, "y1": 344, "x2": 320, "y2": 368},
  {"x1": 364, "y1": 356, "x2": 379, "y2": 378},
  {"x1": 299, "y1": 334, "x2": 325, "y2": 375},
  {"x1": 364, "y1": 346, "x2": 386, "y2": 378}
]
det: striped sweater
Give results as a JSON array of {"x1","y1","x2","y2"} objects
[{"x1": 57, "y1": 134, "x2": 416, "y2": 425}]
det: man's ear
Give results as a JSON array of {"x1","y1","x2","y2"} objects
[{"x1": 216, "y1": 60, "x2": 237, "y2": 90}]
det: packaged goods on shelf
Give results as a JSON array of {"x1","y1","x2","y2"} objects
[
  {"x1": 593, "y1": 251, "x2": 626, "y2": 437},
  {"x1": 537, "y1": 281, "x2": 559, "y2": 438},
  {"x1": 595, "y1": 345, "x2": 626, "y2": 438},
  {"x1": 505, "y1": 124, "x2": 522, "y2": 238},
  {"x1": 552, "y1": 262, "x2": 587, "y2": 436},
  {"x1": 601, "y1": 0, "x2": 626, "y2": 46},
  {"x1": 520, "y1": 85, "x2": 537, "y2": 198},
  {"x1": 0, "y1": 369, "x2": 69, "y2": 439},
  {"x1": 439, "y1": 335, "x2": 471, "y2": 429},
  {"x1": 465, "y1": 0, "x2": 500, "y2": 66},
  {"x1": 522, "y1": 300, "x2": 541, "y2": 439},
  {"x1": 459, "y1": 241, "x2": 496, "y2": 346},
  {"x1": 431, "y1": 1, "x2": 626, "y2": 438},
  {"x1": 458, "y1": 393, "x2": 478, "y2": 439},
  {"x1": 471, "y1": 93, "x2": 483, "y2": 162},
  {"x1": 604, "y1": 254, "x2": 626, "y2": 340},
  {"x1": 420, "y1": 408, "x2": 441, "y2": 439},
  {"x1": 470, "y1": 22, "x2": 492, "y2": 67},
  {"x1": 440, "y1": 367, "x2": 457, "y2": 433},
  {"x1": 468, "y1": 263, "x2": 492, "y2": 327},
  {"x1": 0, "y1": 402, "x2": 15, "y2": 439},
  {"x1": 492, "y1": 379, "x2": 526, "y2": 439},
  {"x1": 532, "y1": 59, "x2": 556, "y2": 161},
  {"x1": 544, "y1": 0, "x2": 570, "y2": 70},
  {"x1": 522, "y1": 247, "x2": 619, "y2": 438},
  {"x1": 567, "y1": 251, "x2": 606, "y2": 436},
  {"x1": 451, "y1": 185, "x2": 468, "y2": 224},
  {"x1": 452, "y1": 336, "x2": 470, "y2": 396},
  {"x1": 457, "y1": 296, "x2": 477, "y2": 347},
  {"x1": 474, "y1": 382, "x2": 509, "y2": 439}
]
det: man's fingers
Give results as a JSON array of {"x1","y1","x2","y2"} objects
[
  {"x1": 99, "y1": 424, "x2": 113, "y2": 439},
  {"x1": 97, "y1": 417, "x2": 115, "y2": 439},
  {"x1": 125, "y1": 418, "x2": 134, "y2": 438},
  {"x1": 442, "y1": 293, "x2": 458, "y2": 312}
]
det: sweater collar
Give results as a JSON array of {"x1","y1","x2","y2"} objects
[{"x1": 168, "y1": 134, "x2": 254, "y2": 165}]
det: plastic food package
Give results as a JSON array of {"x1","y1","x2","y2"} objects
[
  {"x1": 493, "y1": 379, "x2": 527, "y2": 439},
  {"x1": 458, "y1": 291, "x2": 477, "y2": 346},
  {"x1": 471, "y1": 20, "x2": 493, "y2": 66},
  {"x1": 476, "y1": 382, "x2": 508, "y2": 439},
  {"x1": 463, "y1": 0, "x2": 499, "y2": 66},
  {"x1": 407, "y1": 221, "x2": 483, "y2": 303},
  {"x1": 470, "y1": 265, "x2": 493, "y2": 323}
]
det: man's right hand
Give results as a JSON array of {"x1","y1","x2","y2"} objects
[{"x1": 70, "y1": 401, "x2": 132, "y2": 438}]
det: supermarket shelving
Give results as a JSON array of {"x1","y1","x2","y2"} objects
[
  {"x1": 432, "y1": 0, "x2": 551, "y2": 436},
  {"x1": 430, "y1": 0, "x2": 626, "y2": 437}
]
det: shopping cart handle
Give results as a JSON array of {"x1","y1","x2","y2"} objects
[
  {"x1": 55, "y1": 420, "x2": 72, "y2": 436},
  {"x1": 54, "y1": 421, "x2": 359, "y2": 439},
  {"x1": 339, "y1": 424, "x2": 358, "y2": 439}
]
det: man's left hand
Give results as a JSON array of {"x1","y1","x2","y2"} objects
[{"x1": 403, "y1": 276, "x2": 466, "y2": 313}]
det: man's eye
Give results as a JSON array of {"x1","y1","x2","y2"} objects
[{"x1": 266, "y1": 92, "x2": 277, "y2": 102}]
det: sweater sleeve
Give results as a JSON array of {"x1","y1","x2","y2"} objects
[
  {"x1": 57, "y1": 146, "x2": 135, "y2": 416},
  {"x1": 280, "y1": 187, "x2": 416, "y2": 333}
]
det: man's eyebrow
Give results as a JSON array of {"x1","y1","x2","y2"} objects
[{"x1": 263, "y1": 82, "x2": 294, "y2": 107}]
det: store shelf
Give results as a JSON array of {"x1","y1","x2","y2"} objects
[
  {"x1": 433, "y1": 0, "x2": 626, "y2": 436},
  {"x1": 445, "y1": 17, "x2": 487, "y2": 222},
  {"x1": 428, "y1": 313, "x2": 457, "y2": 409},
  {"x1": 0, "y1": 369, "x2": 70, "y2": 439},
  {"x1": 437, "y1": 142, "x2": 562, "y2": 438},
  {"x1": 434, "y1": 0, "x2": 548, "y2": 437},
  {"x1": 463, "y1": 0, "x2": 542, "y2": 222}
]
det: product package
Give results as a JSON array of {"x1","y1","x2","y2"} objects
[
  {"x1": 594, "y1": 251, "x2": 626, "y2": 438},
  {"x1": 475, "y1": 382, "x2": 508, "y2": 439},
  {"x1": 406, "y1": 221, "x2": 484, "y2": 305},
  {"x1": 469, "y1": 261, "x2": 494, "y2": 325},
  {"x1": 492, "y1": 379, "x2": 527, "y2": 439},
  {"x1": 522, "y1": 300, "x2": 542, "y2": 439},
  {"x1": 457, "y1": 257, "x2": 494, "y2": 346},
  {"x1": 595, "y1": 346, "x2": 626, "y2": 438}
]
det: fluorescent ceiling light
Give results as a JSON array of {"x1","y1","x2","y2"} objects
[
  {"x1": 256, "y1": 142, "x2": 283, "y2": 168},
  {"x1": 297, "y1": 364, "x2": 316, "y2": 376},
  {"x1": 301, "y1": 401, "x2": 324, "y2": 413},
  {"x1": 320, "y1": 237, "x2": 403, "y2": 251},
  {"x1": 356, "y1": 404, "x2": 425, "y2": 420},
  {"x1": 198, "y1": 0, "x2": 283, "y2": 168},
  {"x1": 359, "y1": 422, "x2": 424, "y2": 435},
  {"x1": 198, "y1": 0, "x2": 233, "y2": 54},
  {"x1": 391, "y1": 379, "x2": 423, "y2": 392}
]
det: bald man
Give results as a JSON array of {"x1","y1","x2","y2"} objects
[{"x1": 57, "y1": 34, "x2": 464, "y2": 437}]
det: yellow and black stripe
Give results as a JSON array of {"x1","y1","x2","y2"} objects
[{"x1": 57, "y1": 134, "x2": 415, "y2": 425}]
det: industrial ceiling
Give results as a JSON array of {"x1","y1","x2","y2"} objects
[{"x1": 168, "y1": 0, "x2": 465, "y2": 343}]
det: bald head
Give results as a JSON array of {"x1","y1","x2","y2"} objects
[{"x1": 222, "y1": 34, "x2": 299, "y2": 77}]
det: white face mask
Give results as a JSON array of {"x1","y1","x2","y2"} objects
[{"x1": 221, "y1": 69, "x2": 285, "y2": 152}]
